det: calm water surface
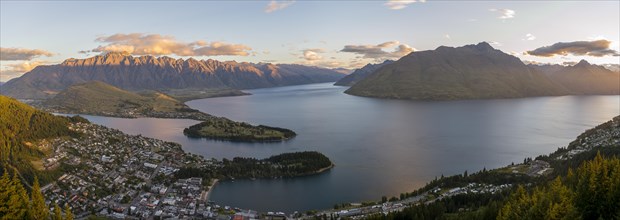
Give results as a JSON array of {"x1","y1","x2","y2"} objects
[{"x1": 81, "y1": 83, "x2": 620, "y2": 213}]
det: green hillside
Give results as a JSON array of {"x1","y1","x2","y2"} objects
[
  {"x1": 43, "y1": 81, "x2": 196, "y2": 117},
  {"x1": 0, "y1": 95, "x2": 85, "y2": 185}
]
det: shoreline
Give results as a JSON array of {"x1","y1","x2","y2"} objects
[
  {"x1": 313, "y1": 162, "x2": 335, "y2": 175},
  {"x1": 204, "y1": 178, "x2": 220, "y2": 201}
]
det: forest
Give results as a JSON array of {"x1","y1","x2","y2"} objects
[
  {"x1": 0, "y1": 172, "x2": 74, "y2": 219},
  {"x1": 183, "y1": 118, "x2": 297, "y2": 142},
  {"x1": 0, "y1": 95, "x2": 88, "y2": 185},
  {"x1": 175, "y1": 151, "x2": 333, "y2": 182}
]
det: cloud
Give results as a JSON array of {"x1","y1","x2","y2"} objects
[
  {"x1": 486, "y1": 41, "x2": 502, "y2": 47},
  {"x1": 562, "y1": 61, "x2": 578, "y2": 66},
  {"x1": 340, "y1": 41, "x2": 414, "y2": 60},
  {"x1": 489, "y1": 8, "x2": 515, "y2": 19},
  {"x1": 602, "y1": 64, "x2": 620, "y2": 72},
  {"x1": 0, "y1": 47, "x2": 54, "y2": 61},
  {"x1": 265, "y1": 0, "x2": 295, "y2": 13},
  {"x1": 445, "y1": 34, "x2": 451, "y2": 39},
  {"x1": 297, "y1": 60, "x2": 349, "y2": 69},
  {"x1": 84, "y1": 33, "x2": 252, "y2": 57},
  {"x1": 524, "y1": 33, "x2": 536, "y2": 41},
  {"x1": 526, "y1": 40, "x2": 620, "y2": 57},
  {"x1": 301, "y1": 48, "x2": 325, "y2": 61},
  {"x1": 0, "y1": 60, "x2": 51, "y2": 81},
  {"x1": 384, "y1": 0, "x2": 425, "y2": 10}
]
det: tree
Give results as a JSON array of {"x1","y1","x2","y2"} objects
[
  {"x1": 29, "y1": 176, "x2": 49, "y2": 220},
  {"x1": 0, "y1": 171, "x2": 11, "y2": 216},
  {"x1": 1, "y1": 172, "x2": 30, "y2": 219},
  {"x1": 53, "y1": 202, "x2": 63, "y2": 220},
  {"x1": 574, "y1": 152, "x2": 620, "y2": 219},
  {"x1": 499, "y1": 153, "x2": 619, "y2": 220},
  {"x1": 64, "y1": 204, "x2": 74, "y2": 220}
]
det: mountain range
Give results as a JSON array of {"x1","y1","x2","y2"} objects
[
  {"x1": 0, "y1": 52, "x2": 346, "y2": 99},
  {"x1": 534, "y1": 60, "x2": 620, "y2": 95},
  {"x1": 345, "y1": 42, "x2": 619, "y2": 100}
]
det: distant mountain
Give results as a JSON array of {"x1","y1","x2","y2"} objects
[
  {"x1": 334, "y1": 60, "x2": 394, "y2": 86},
  {"x1": 602, "y1": 64, "x2": 620, "y2": 72},
  {"x1": 545, "y1": 60, "x2": 620, "y2": 95},
  {"x1": 1, "y1": 52, "x2": 346, "y2": 99},
  {"x1": 331, "y1": 68, "x2": 353, "y2": 75},
  {"x1": 527, "y1": 63, "x2": 565, "y2": 75},
  {"x1": 42, "y1": 81, "x2": 197, "y2": 116},
  {"x1": 345, "y1": 42, "x2": 567, "y2": 100}
]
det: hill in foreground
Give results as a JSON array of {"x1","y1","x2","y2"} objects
[{"x1": 0, "y1": 95, "x2": 87, "y2": 184}]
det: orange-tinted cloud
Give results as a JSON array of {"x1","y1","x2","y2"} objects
[
  {"x1": 301, "y1": 48, "x2": 325, "y2": 61},
  {"x1": 0, "y1": 47, "x2": 54, "y2": 60},
  {"x1": 84, "y1": 33, "x2": 252, "y2": 57},
  {"x1": 0, "y1": 61, "x2": 51, "y2": 81},
  {"x1": 526, "y1": 40, "x2": 619, "y2": 57}
]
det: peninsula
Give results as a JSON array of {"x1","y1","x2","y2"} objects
[{"x1": 39, "y1": 81, "x2": 297, "y2": 142}]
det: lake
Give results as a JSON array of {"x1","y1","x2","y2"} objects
[{"x1": 80, "y1": 82, "x2": 620, "y2": 213}]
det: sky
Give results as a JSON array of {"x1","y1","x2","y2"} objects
[{"x1": 1, "y1": 0, "x2": 619, "y2": 81}]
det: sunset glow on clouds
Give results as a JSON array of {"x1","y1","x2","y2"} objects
[
  {"x1": 526, "y1": 40, "x2": 619, "y2": 57},
  {"x1": 0, "y1": 1, "x2": 618, "y2": 81},
  {"x1": 83, "y1": 33, "x2": 253, "y2": 57},
  {"x1": 0, "y1": 47, "x2": 53, "y2": 60}
]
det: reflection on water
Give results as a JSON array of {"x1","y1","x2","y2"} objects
[{"x1": 80, "y1": 83, "x2": 620, "y2": 213}]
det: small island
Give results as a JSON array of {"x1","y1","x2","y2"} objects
[
  {"x1": 175, "y1": 151, "x2": 334, "y2": 181},
  {"x1": 183, "y1": 119, "x2": 297, "y2": 142}
]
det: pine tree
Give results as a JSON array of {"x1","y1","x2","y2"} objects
[
  {"x1": 53, "y1": 202, "x2": 63, "y2": 220},
  {"x1": 29, "y1": 176, "x2": 49, "y2": 220},
  {"x1": 2, "y1": 172, "x2": 29, "y2": 219},
  {"x1": 64, "y1": 204, "x2": 73, "y2": 220},
  {"x1": 0, "y1": 171, "x2": 11, "y2": 217}
]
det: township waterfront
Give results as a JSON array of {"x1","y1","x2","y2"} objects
[{"x1": 81, "y1": 83, "x2": 620, "y2": 212}]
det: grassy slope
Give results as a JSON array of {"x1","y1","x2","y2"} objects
[{"x1": 43, "y1": 81, "x2": 193, "y2": 115}]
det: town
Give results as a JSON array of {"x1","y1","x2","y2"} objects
[{"x1": 39, "y1": 122, "x2": 242, "y2": 219}]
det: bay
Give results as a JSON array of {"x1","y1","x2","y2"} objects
[{"x1": 79, "y1": 82, "x2": 620, "y2": 213}]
